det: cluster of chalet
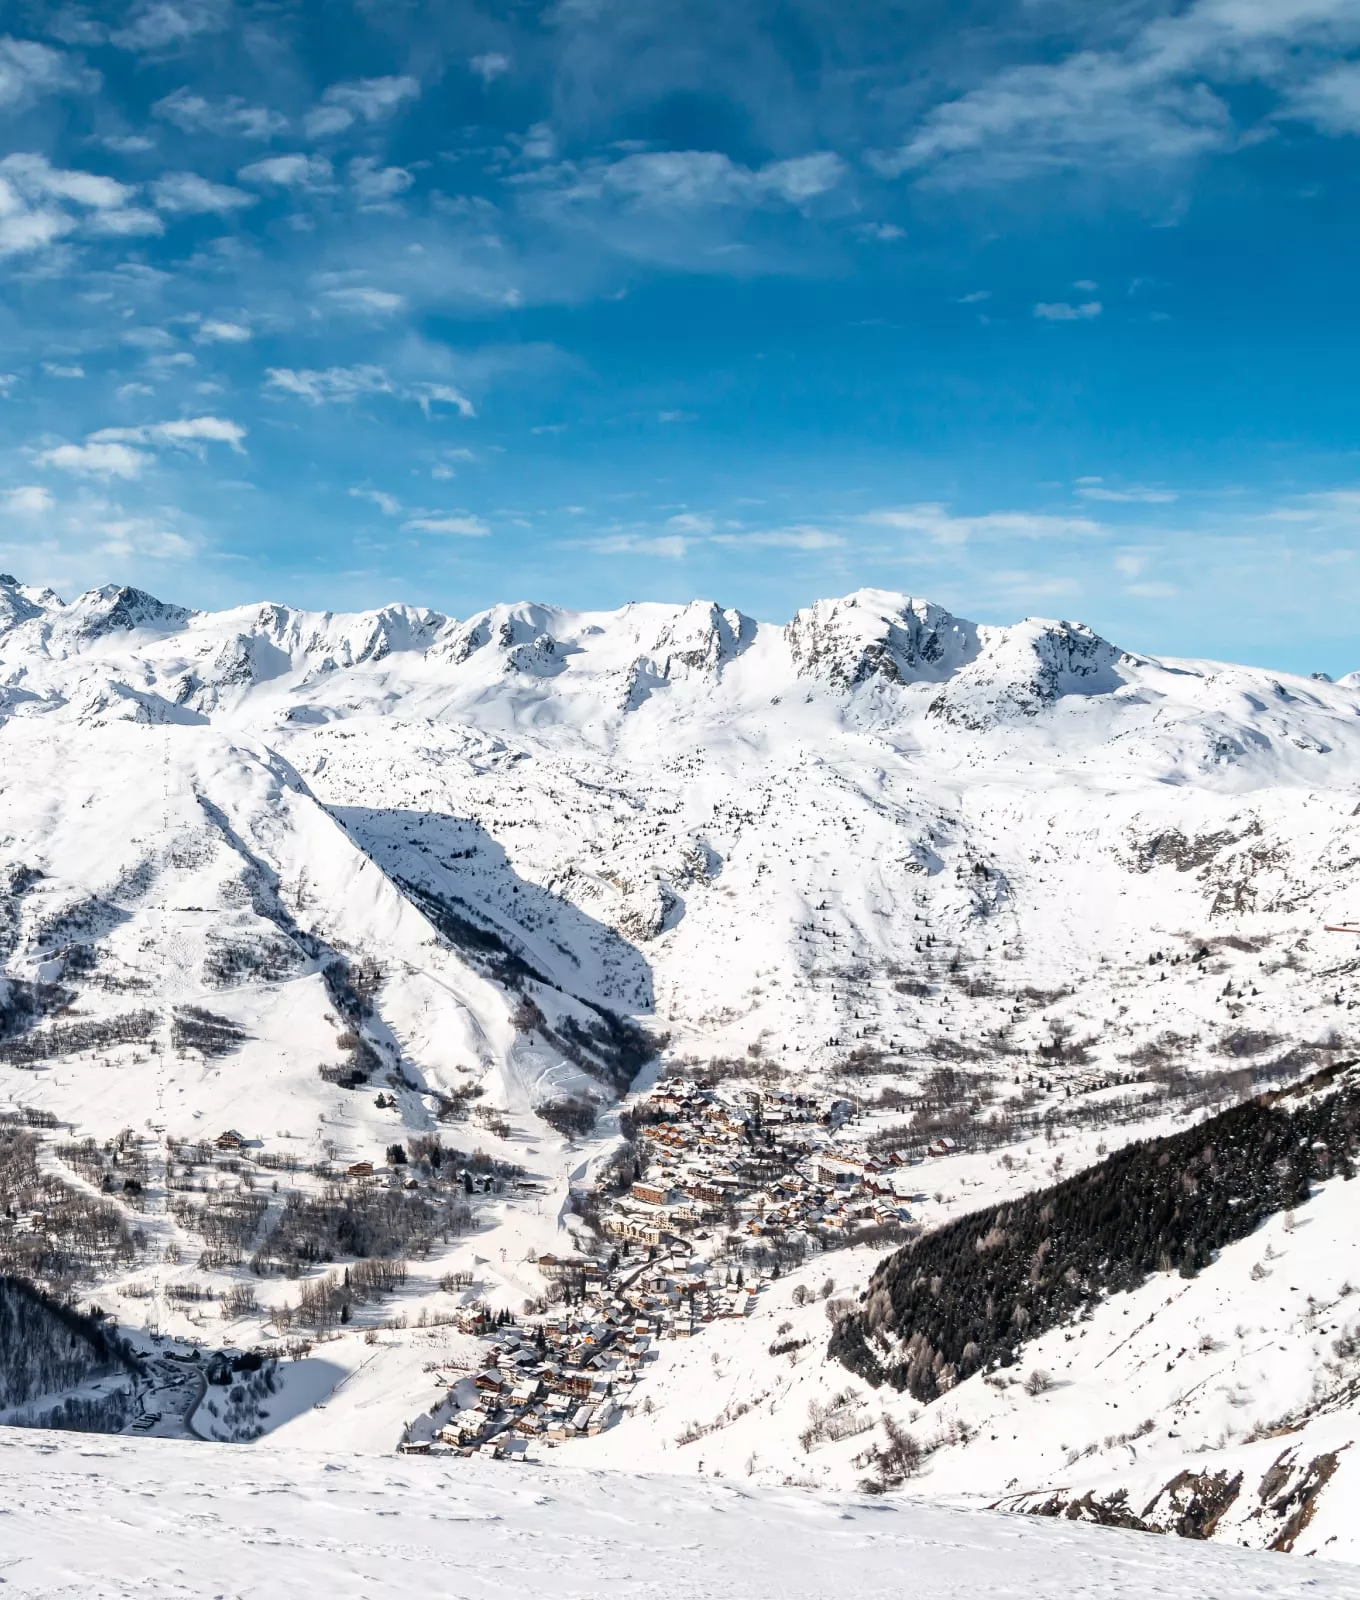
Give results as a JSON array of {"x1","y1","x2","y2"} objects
[
  {"x1": 413, "y1": 1295, "x2": 653, "y2": 1457},
  {"x1": 399, "y1": 1081, "x2": 927, "y2": 1461},
  {"x1": 599, "y1": 1081, "x2": 920, "y2": 1256},
  {"x1": 403, "y1": 1249, "x2": 767, "y2": 1458}
]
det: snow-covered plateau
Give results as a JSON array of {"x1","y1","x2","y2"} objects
[{"x1": 4, "y1": 573, "x2": 1360, "y2": 1585}]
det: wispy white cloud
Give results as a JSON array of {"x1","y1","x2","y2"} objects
[
  {"x1": 109, "y1": 1, "x2": 229, "y2": 54},
  {"x1": 736, "y1": 526, "x2": 846, "y2": 551},
  {"x1": 471, "y1": 53, "x2": 510, "y2": 83},
  {"x1": 152, "y1": 170, "x2": 256, "y2": 214},
  {"x1": 403, "y1": 514, "x2": 489, "y2": 537},
  {"x1": 42, "y1": 362, "x2": 85, "y2": 378},
  {"x1": 870, "y1": 0, "x2": 1360, "y2": 186},
  {"x1": 93, "y1": 514, "x2": 195, "y2": 560},
  {"x1": 666, "y1": 511, "x2": 714, "y2": 535},
  {"x1": 0, "y1": 36, "x2": 99, "y2": 111},
  {"x1": 96, "y1": 133, "x2": 156, "y2": 155},
  {"x1": 1079, "y1": 483, "x2": 1177, "y2": 503},
  {"x1": 265, "y1": 364, "x2": 394, "y2": 403},
  {"x1": 1, "y1": 153, "x2": 129, "y2": 210},
  {"x1": 1, "y1": 485, "x2": 52, "y2": 514},
  {"x1": 590, "y1": 532, "x2": 691, "y2": 559},
  {"x1": 0, "y1": 152, "x2": 152, "y2": 256},
  {"x1": 38, "y1": 415, "x2": 245, "y2": 479},
  {"x1": 321, "y1": 286, "x2": 405, "y2": 315},
  {"x1": 237, "y1": 153, "x2": 333, "y2": 189},
  {"x1": 304, "y1": 75, "x2": 420, "y2": 138},
  {"x1": 264, "y1": 365, "x2": 473, "y2": 416},
  {"x1": 194, "y1": 318, "x2": 251, "y2": 343},
  {"x1": 87, "y1": 206, "x2": 164, "y2": 236},
  {"x1": 90, "y1": 415, "x2": 246, "y2": 450},
  {"x1": 37, "y1": 440, "x2": 148, "y2": 479},
  {"x1": 153, "y1": 87, "x2": 287, "y2": 140},
  {"x1": 862, "y1": 502, "x2": 1102, "y2": 546},
  {"x1": 1288, "y1": 60, "x2": 1360, "y2": 132},
  {"x1": 350, "y1": 487, "x2": 402, "y2": 516},
  {"x1": 1034, "y1": 300, "x2": 1102, "y2": 321},
  {"x1": 349, "y1": 157, "x2": 414, "y2": 207},
  {"x1": 533, "y1": 148, "x2": 847, "y2": 211}
]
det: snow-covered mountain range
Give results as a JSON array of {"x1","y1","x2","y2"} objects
[
  {"x1": 3, "y1": 572, "x2": 1359, "y2": 1119},
  {"x1": 5, "y1": 572, "x2": 1360, "y2": 1564}
]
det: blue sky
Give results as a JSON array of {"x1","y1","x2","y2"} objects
[{"x1": 2, "y1": 0, "x2": 1360, "y2": 672}]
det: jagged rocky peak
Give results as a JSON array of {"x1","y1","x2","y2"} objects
[
  {"x1": 647, "y1": 600, "x2": 754, "y2": 677},
  {"x1": 785, "y1": 589, "x2": 980, "y2": 688},
  {"x1": 437, "y1": 601, "x2": 566, "y2": 674},
  {"x1": 216, "y1": 600, "x2": 448, "y2": 669},
  {"x1": 67, "y1": 583, "x2": 195, "y2": 641},
  {"x1": 927, "y1": 615, "x2": 1126, "y2": 728},
  {"x1": 0, "y1": 574, "x2": 47, "y2": 633}
]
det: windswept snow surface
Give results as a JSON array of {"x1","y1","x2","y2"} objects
[{"x1": 3, "y1": 1430, "x2": 1359, "y2": 1600}]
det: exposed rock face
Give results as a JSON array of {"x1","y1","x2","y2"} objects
[{"x1": 785, "y1": 590, "x2": 978, "y2": 689}]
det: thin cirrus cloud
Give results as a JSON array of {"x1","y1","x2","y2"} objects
[
  {"x1": 264, "y1": 365, "x2": 474, "y2": 416},
  {"x1": 349, "y1": 487, "x2": 402, "y2": 515},
  {"x1": 304, "y1": 75, "x2": 420, "y2": 138},
  {"x1": 862, "y1": 503, "x2": 1102, "y2": 546},
  {"x1": 1077, "y1": 481, "x2": 1177, "y2": 503},
  {"x1": 600, "y1": 521, "x2": 846, "y2": 557},
  {"x1": 402, "y1": 514, "x2": 489, "y2": 537},
  {"x1": 868, "y1": 0, "x2": 1360, "y2": 186},
  {"x1": 470, "y1": 53, "x2": 510, "y2": 83},
  {"x1": 321, "y1": 286, "x2": 406, "y2": 315},
  {"x1": 537, "y1": 148, "x2": 847, "y2": 210}
]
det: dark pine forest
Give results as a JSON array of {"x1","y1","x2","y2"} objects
[{"x1": 830, "y1": 1065, "x2": 1360, "y2": 1401}]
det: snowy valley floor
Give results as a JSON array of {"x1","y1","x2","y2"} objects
[{"x1": 3, "y1": 1430, "x2": 1360, "y2": 1600}]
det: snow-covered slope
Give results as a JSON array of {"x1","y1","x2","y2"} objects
[
  {"x1": 5, "y1": 572, "x2": 1360, "y2": 1552},
  {"x1": 4, "y1": 1427, "x2": 1359, "y2": 1600},
  {"x1": 3, "y1": 574, "x2": 1359, "y2": 1107},
  {"x1": 565, "y1": 1079, "x2": 1360, "y2": 1558}
]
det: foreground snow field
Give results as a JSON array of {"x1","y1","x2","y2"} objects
[{"x1": 3, "y1": 1430, "x2": 1359, "y2": 1600}]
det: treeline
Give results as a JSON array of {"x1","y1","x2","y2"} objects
[
  {"x1": 0, "y1": 1009, "x2": 158, "y2": 1066},
  {"x1": 249, "y1": 1183, "x2": 471, "y2": 1276},
  {"x1": 0, "y1": 1124, "x2": 137, "y2": 1282},
  {"x1": 830, "y1": 1064, "x2": 1360, "y2": 1402},
  {"x1": 0, "y1": 1274, "x2": 135, "y2": 1412},
  {"x1": 857, "y1": 1042, "x2": 1343, "y2": 1163},
  {"x1": 0, "y1": 975, "x2": 74, "y2": 1039},
  {"x1": 170, "y1": 1006, "x2": 249, "y2": 1058}
]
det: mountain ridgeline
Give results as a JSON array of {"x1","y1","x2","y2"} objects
[{"x1": 829, "y1": 1066, "x2": 1360, "y2": 1401}]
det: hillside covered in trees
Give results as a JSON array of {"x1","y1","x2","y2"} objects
[
  {"x1": 0, "y1": 1275, "x2": 137, "y2": 1429},
  {"x1": 829, "y1": 1066, "x2": 1360, "y2": 1401}
]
